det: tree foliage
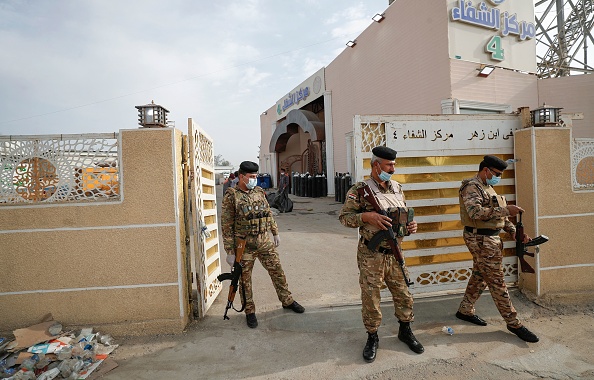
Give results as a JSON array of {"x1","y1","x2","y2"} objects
[{"x1": 214, "y1": 154, "x2": 231, "y2": 167}]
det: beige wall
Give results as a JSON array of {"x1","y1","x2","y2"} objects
[
  {"x1": 514, "y1": 127, "x2": 594, "y2": 301},
  {"x1": 0, "y1": 128, "x2": 190, "y2": 336},
  {"x1": 450, "y1": 60, "x2": 539, "y2": 109},
  {"x1": 537, "y1": 75, "x2": 594, "y2": 138},
  {"x1": 326, "y1": 1, "x2": 451, "y2": 173}
]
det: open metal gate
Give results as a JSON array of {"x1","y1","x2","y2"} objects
[
  {"x1": 187, "y1": 118, "x2": 222, "y2": 318},
  {"x1": 353, "y1": 114, "x2": 522, "y2": 295}
]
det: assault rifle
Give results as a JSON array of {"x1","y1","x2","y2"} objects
[
  {"x1": 357, "y1": 184, "x2": 414, "y2": 286},
  {"x1": 515, "y1": 212, "x2": 549, "y2": 273},
  {"x1": 217, "y1": 236, "x2": 247, "y2": 320}
]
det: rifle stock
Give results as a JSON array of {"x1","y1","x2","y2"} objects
[
  {"x1": 217, "y1": 236, "x2": 247, "y2": 320},
  {"x1": 357, "y1": 185, "x2": 414, "y2": 287}
]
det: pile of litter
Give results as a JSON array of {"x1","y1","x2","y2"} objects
[{"x1": 0, "y1": 316, "x2": 118, "y2": 379}]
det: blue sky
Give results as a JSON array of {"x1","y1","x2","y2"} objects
[{"x1": 0, "y1": 0, "x2": 388, "y2": 168}]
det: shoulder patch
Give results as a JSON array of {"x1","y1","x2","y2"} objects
[{"x1": 347, "y1": 192, "x2": 357, "y2": 201}]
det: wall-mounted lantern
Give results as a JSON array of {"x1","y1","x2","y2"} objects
[
  {"x1": 530, "y1": 103, "x2": 563, "y2": 127},
  {"x1": 135, "y1": 101, "x2": 169, "y2": 128}
]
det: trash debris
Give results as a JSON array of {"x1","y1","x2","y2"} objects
[
  {"x1": 0, "y1": 315, "x2": 118, "y2": 380},
  {"x1": 441, "y1": 326, "x2": 454, "y2": 335}
]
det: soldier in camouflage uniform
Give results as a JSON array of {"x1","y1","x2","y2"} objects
[
  {"x1": 339, "y1": 146, "x2": 423, "y2": 363},
  {"x1": 457, "y1": 155, "x2": 539, "y2": 343},
  {"x1": 221, "y1": 161, "x2": 304, "y2": 328}
]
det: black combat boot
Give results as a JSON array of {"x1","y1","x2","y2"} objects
[
  {"x1": 363, "y1": 332, "x2": 379, "y2": 363},
  {"x1": 246, "y1": 313, "x2": 258, "y2": 328},
  {"x1": 507, "y1": 325, "x2": 539, "y2": 343},
  {"x1": 398, "y1": 321, "x2": 424, "y2": 354}
]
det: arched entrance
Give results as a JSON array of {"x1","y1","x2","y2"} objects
[{"x1": 269, "y1": 109, "x2": 325, "y2": 175}]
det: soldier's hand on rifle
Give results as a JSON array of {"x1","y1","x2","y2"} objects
[
  {"x1": 273, "y1": 235, "x2": 281, "y2": 247},
  {"x1": 506, "y1": 204, "x2": 524, "y2": 216},
  {"x1": 406, "y1": 220, "x2": 418, "y2": 234},
  {"x1": 226, "y1": 254, "x2": 236, "y2": 267},
  {"x1": 362, "y1": 212, "x2": 392, "y2": 230}
]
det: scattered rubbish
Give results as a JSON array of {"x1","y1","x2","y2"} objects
[
  {"x1": 0, "y1": 315, "x2": 118, "y2": 380},
  {"x1": 442, "y1": 326, "x2": 454, "y2": 335}
]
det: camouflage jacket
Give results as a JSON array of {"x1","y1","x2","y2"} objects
[
  {"x1": 339, "y1": 178, "x2": 408, "y2": 248},
  {"x1": 459, "y1": 174, "x2": 515, "y2": 234},
  {"x1": 221, "y1": 186, "x2": 278, "y2": 253}
]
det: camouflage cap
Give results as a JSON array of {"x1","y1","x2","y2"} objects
[
  {"x1": 482, "y1": 155, "x2": 508, "y2": 171},
  {"x1": 239, "y1": 161, "x2": 259, "y2": 173},
  {"x1": 372, "y1": 146, "x2": 397, "y2": 160}
]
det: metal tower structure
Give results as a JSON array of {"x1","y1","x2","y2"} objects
[{"x1": 535, "y1": 0, "x2": 594, "y2": 78}]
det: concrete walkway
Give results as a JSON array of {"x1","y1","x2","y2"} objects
[{"x1": 104, "y1": 187, "x2": 594, "y2": 380}]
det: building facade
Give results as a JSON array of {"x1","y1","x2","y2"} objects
[
  {"x1": 260, "y1": 0, "x2": 593, "y2": 191},
  {"x1": 259, "y1": 0, "x2": 594, "y2": 300}
]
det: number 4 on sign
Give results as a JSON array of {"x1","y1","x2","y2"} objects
[{"x1": 485, "y1": 35, "x2": 504, "y2": 61}]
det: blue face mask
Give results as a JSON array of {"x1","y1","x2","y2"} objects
[
  {"x1": 379, "y1": 171, "x2": 392, "y2": 182},
  {"x1": 486, "y1": 168, "x2": 501, "y2": 186},
  {"x1": 376, "y1": 165, "x2": 393, "y2": 182},
  {"x1": 486, "y1": 176, "x2": 500, "y2": 186}
]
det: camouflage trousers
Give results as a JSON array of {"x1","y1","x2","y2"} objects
[
  {"x1": 357, "y1": 242, "x2": 414, "y2": 333},
  {"x1": 458, "y1": 232, "x2": 521, "y2": 328},
  {"x1": 240, "y1": 233, "x2": 294, "y2": 314}
]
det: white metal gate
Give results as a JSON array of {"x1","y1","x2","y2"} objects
[
  {"x1": 187, "y1": 118, "x2": 222, "y2": 317},
  {"x1": 353, "y1": 114, "x2": 522, "y2": 295}
]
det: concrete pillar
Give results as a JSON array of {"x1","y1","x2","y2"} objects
[{"x1": 514, "y1": 126, "x2": 594, "y2": 302}]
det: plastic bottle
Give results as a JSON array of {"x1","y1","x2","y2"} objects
[
  {"x1": 1, "y1": 366, "x2": 17, "y2": 377},
  {"x1": 35, "y1": 353, "x2": 50, "y2": 370},
  {"x1": 56, "y1": 346, "x2": 72, "y2": 361},
  {"x1": 58, "y1": 358, "x2": 85, "y2": 379},
  {"x1": 19, "y1": 356, "x2": 38, "y2": 371},
  {"x1": 99, "y1": 334, "x2": 114, "y2": 346},
  {"x1": 48, "y1": 322, "x2": 62, "y2": 336},
  {"x1": 69, "y1": 359, "x2": 84, "y2": 374},
  {"x1": 57, "y1": 360, "x2": 72, "y2": 378},
  {"x1": 442, "y1": 326, "x2": 454, "y2": 335}
]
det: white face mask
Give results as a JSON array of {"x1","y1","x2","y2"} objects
[{"x1": 246, "y1": 177, "x2": 257, "y2": 189}]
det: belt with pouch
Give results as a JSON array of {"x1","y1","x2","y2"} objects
[
  {"x1": 464, "y1": 226, "x2": 501, "y2": 236},
  {"x1": 359, "y1": 237, "x2": 391, "y2": 254}
]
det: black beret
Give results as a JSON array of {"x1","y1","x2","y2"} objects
[
  {"x1": 239, "y1": 161, "x2": 259, "y2": 173},
  {"x1": 372, "y1": 146, "x2": 397, "y2": 160},
  {"x1": 482, "y1": 155, "x2": 508, "y2": 171}
]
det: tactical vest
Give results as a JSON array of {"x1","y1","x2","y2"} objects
[
  {"x1": 230, "y1": 187, "x2": 274, "y2": 235},
  {"x1": 361, "y1": 179, "x2": 409, "y2": 241},
  {"x1": 459, "y1": 177, "x2": 507, "y2": 229}
]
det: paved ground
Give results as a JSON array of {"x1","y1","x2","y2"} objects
[{"x1": 104, "y1": 186, "x2": 594, "y2": 380}]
